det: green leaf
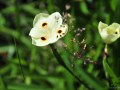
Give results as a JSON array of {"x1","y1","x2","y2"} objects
[
  {"x1": 0, "y1": 14, "x2": 6, "y2": 27},
  {"x1": 79, "y1": 1, "x2": 89, "y2": 15},
  {"x1": 103, "y1": 60, "x2": 120, "y2": 86},
  {"x1": 110, "y1": 0, "x2": 117, "y2": 11},
  {"x1": 0, "y1": 76, "x2": 6, "y2": 90},
  {"x1": 0, "y1": 27, "x2": 32, "y2": 48},
  {"x1": 7, "y1": 83, "x2": 51, "y2": 90},
  {"x1": 22, "y1": 4, "x2": 40, "y2": 15},
  {"x1": 74, "y1": 62, "x2": 107, "y2": 90},
  {"x1": 114, "y1": 0, "x2": 120, "y2": 23}
]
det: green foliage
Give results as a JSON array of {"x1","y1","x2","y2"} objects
[
  {"x1": 103, "y1": 59, "x2": 120, "y2": 87},
  {"x1": 79, "y1": 1, "x2": 89, "y2": 15},
  {"x1": 0, "y1": 0, "x2": 120, "y2": 90}
]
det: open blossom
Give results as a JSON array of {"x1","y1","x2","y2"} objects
[
  {"x1": 98, "y1": 21, "x2": 120, "y2": 44},
  {"x1": 29, "y1": 12, "x2": 68, "y2": 46}
]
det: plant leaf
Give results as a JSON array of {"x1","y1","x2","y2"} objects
[{"x1": 103, "y1": 60, "x2": 120, "y2": 87}]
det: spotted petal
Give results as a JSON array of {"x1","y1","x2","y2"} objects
[
  {"x1": 32, "y1": 37, "x2": 50, "y2": 46},
  {"x1": 29, "y1": 26, "x2": 51, "y2": 38},
  {"x1": 33, "y1": 13, "x2": 49, "y2": 27},
  {"x1": 34, "y1": 12, "x2": 62, "y2": 32},
  {"x1": 55, "y1": 24, "x2": 68, "y2": 39}
]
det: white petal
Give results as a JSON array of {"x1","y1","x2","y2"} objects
[
  {"x1": 34, "y1": 18, "x2": 50, "y2": 30},
  {"x1": 49, "y1": 34, "x2": 59, "y2": 44},
  {"x1": 106, "y1": 23, "x2": 120, "y2": 34},
  {"x1": 29, "y1": 23, "x2": 52, "y2": 38},
  {"x1": 29, "y1": 27, "x2": 42, "y2": 38},
  {"x1": 48, "y1": 12, "x2": 62, "y2": 31},
  {"x1": 33, "y1": 13, "x2": 49, "y2": 27},
  {"x1": 31, "y1": 37, "x2": 50, "y2": 46},
  {"x1": 110, "y1": 23, "x2": 120, "y2": 29},
  {"x1": 98, "y1": 21, "x2": 108, "y2": 34},
  {"x1": 48, "y1": 24, "x2": 68, "y2": 44},
  {"x1": 31, "y1": 12, "x2": 63, "y2": 38},
  {"x1": 34, "y1": 12, "x2": 62, "y2": 32},
  {"x1": 55, "y1": 24, "x2": 68, "y2": 39}
]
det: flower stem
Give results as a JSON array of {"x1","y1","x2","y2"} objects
[
  {"x1": 103, "y1": 44, "x2": 112, "y2": 87},
  {"x1": 103, "y1": 44, "x2": 108, "y2": 77},
  {"x1": 103, "y1": 44, "x2": 108, "y2": 60},
  {"x1": 49, "y1": 44, "x2": 91, "y2": 90}
]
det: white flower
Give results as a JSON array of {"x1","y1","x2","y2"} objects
[
  {"x1": 98, "y1": 21, "x2": 120, "y2": 44},
  {"x1": 29, "y1": 12, "x2": 68, "y2": 46}
]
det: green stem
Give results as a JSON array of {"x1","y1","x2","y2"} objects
[
  {"x1": 14, "y1": 38, "x2": 26, "y2": 81},
  {"x1": 14, "y1": 0, "x2": 20, "y2": 31},
  {"x1": 49, "y1": 44, "x2": 92, "y2": 90}
]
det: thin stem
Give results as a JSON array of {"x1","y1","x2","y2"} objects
[
  {"x1": 49, "y1": 44, "x2": 91, "y2": 90},
  {"x1": 14, "y1": 38, "x2": 26, "y2": 81},
  {"x1": 14, "y1": 0, "x2": 20, "y2": 31}
]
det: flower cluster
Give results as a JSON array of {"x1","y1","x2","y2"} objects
[{"x1": 29, "y1": 12, "x2": 120, "y2": 46}]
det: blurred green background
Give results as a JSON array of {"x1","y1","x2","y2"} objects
[{"x1": 0, "y1": 0, "x2": 120, "y2": 90}]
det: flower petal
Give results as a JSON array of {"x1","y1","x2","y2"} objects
[
  {"x1": 31, "y1": 37, "x2": 50, "y2": 46},
  {"x1": 55, "y1": 24, "x2": 68, "y2": 39},
  {"x1": 98, "y1": 21, "x2": 108, "y2": 34},
  {"x1": 33, "y1": 13, "x2": 49, "y2": 27},
  {"x1": 106, "y1": 23, "x2": 120, "y2": 34},
  {"x1": 47, "y1": 24, "x2": 68, "y2": 44},
  {"x1": 48, "y1": 12, "x2": 62, "y2": 31},
  {"x1": 33, "y1": 12, "x2": 62, "y2": 34},
  {"x1": 29, "y1": 27, "x2": 42, "y2": 38}
]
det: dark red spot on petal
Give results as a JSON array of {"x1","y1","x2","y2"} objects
[
  {"x1": 58, "y1": 30, "x2": 62, "y2": 33},
  {"x1": 42, "y1": 22, "x2": 47, "y2": 27},
  {"x1": 41, "y1": 37, "x2": 46, "y2": 41}
]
